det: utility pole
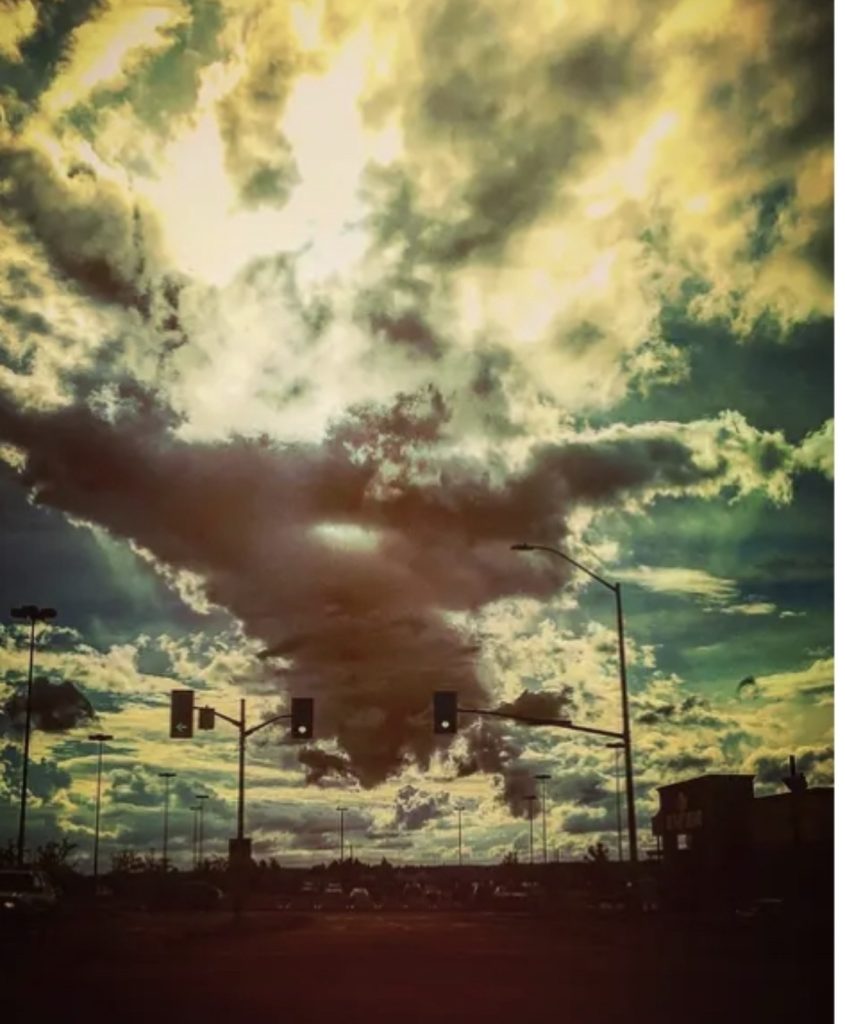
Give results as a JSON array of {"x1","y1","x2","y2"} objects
[{"x1": 457, "y1": 806, "x2": 463, "y2": 867}]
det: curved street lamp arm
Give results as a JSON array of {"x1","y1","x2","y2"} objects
[{"x1": 511, "y1": 544, "x2": 615, "y2": 592}]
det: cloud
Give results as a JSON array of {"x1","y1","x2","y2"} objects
[
  {"x1": 719, "y1": 601, "x2": 777, "y2": 616},
  {"x1": 615, "y1": 565, "x2": 738, "y2": 602},
  {"x1": 0, "y1": 677, "x2": 95, "y2": 734},
  {"x1": 393, "y1": 783, "x2": 450, "y2": 831},
  {"x1": 794, "y1": 418, "x2": 833, "y2": 478}
]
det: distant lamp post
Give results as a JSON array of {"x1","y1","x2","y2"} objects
[
  {"x1": 191, "y1": 804, "x2": 201, "y2": 869},
  {"x1": 457, "y1": 805, "x2": 464, "y2": 867},
  {"x1": 194, "y1": 794, "x2": 210, "y2": 868},
  {"x1": 511, "y1": 543, "x2": 638, "y2": 868},
  {"x1": 158, "y1": 772, "x2": 177, "y2": 871},
  {"x1": 337, "y1": 807, "x2": 346, "y2": 863},
  {"x1": 10, "y1": 605, "x2": 57, "y2": 866},
  {"x1": 88, "y1": 733, "x2": 113, "y2": 886},
  {"x1": 606, "y1": 742, "x2": 626, "y2": 863},
  {"x1": 534, "y1": 774, "x2": 551, "y2": 865},
  {"x1": 525, "y1": 794, "x2": 538, "y2": 865}
]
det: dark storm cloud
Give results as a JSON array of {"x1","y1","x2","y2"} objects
[
  {"x1": 496, "y1": 689, "x2": 574, "y2": 722},
  {"x1": 0, "y1": 677, "x2": 95, "y2": 733},
  {"x1": 0, "y1": 381, "x2": 799, "y2": 788},
  {"x1": 636, "y1": 693, "x2": 722, "y2": 728},
  {"x1": 298, "y1": 747, "x2": 354, "y2": 785},
  {"x1": 393, "y1": 784, "x2": 450, "y2": 831}
]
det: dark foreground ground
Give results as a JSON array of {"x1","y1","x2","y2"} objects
[{"x1": 3, "y1": 909, "x2": 833, "y2": 1024}]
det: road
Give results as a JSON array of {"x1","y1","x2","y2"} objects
[{"x1": 4, "y1": 910, "x2": 832, "y2": 1023}]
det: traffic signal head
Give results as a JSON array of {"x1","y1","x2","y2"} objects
[
  {"x1": 198, "y1": 706, "x2": 215, "y2": 730},
  {"x1": 170, "y1": 690, "x2": 194, "y2": 738},
  {"x1": 290, "y1": 697, "x2": 314, "y2": 739},
  {"x1": 433, "y1": 691, "x2": 458, "y2": 734}
]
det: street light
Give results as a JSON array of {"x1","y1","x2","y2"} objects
[
  {"x1": 191, "y1": 804, "x2": 202, "y2": 869},
  {"x1": 525, "y1": 794, "x2": 538, "y2": 865},
  {"x1": 457, "y1": 805, "x2": 464, "y2": 867},
  {"x1": 194, "y1": 794, "x2": 210, "y2": 868},
  {"x1": 88, "y1": 733, "x2": 113, "y2": 886},
  {"x1": 606, "y1": 742, "x2": 626, "y2": 863},
  {"x1": 337, "y1": 807, "x2": 346, "y2": 863},
  {"x1": 511, "y1": 543, "x2": 638, "y2": 868},
  {"x1": 534, "y1": 774, "x2": 551, "y2": 865},
  {"x1": 158, "y1": 772, "x2": 176, "y2": 871},
  {"x1": 10, "y1": 605, "x2": 57, "y2": 866}
]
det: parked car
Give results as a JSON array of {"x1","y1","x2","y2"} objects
[
  {"x1": 0, "y1": 869, "x2": 59, "y2": 924},
  {"x1": 491, "y1": 885, "x2": 529, "y2": 908},
  {"x1": 347, "y1": 887, "x2": 375, "y2": 910},
  {"x1": 317, "y1": 883, "x2": 346, "y2": 910}
]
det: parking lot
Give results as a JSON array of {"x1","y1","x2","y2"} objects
[{"x1": 4, "y1": 907, "x2": 832, "y2": 1024}]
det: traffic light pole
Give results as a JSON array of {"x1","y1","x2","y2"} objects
[
  {"x1": 209, "y1": 703, "x2": 293, "y2": 843},
  {"x1": 207, "y1": 702, "x2": 296, "y2": 918}
]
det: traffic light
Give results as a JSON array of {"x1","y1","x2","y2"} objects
[
  {"x1": 198, "y1": 706, "x2": 215, "y2": 730},
  {"x1": 170, "y1": 690, "x2": 194, "y2": 738},
  {"x1": 433, "y1": 691, "x2": 458, "y2": 734},
  {"x1": 290, "y1": 697, "x2": 313, "y2": 739}
]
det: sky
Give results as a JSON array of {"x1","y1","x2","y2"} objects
[{"x1": 0, "y1": 0, "x2": 833, "y2": 871}]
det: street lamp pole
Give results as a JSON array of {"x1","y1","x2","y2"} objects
[
  {"x1": 191, "y1": 805, "x2": 201, "y2": 869},
  {"x1": 195, "y1": 794, "x2": 209, "y2": 867},
  {"x1": 11, "y1": 605, "x2": 57, "y2": 866},
  {"x1": 457, "y1": 806, "x2": 463, "y2": 867},
  {"x1": 525, "y1": 795, "x2": 537, "y2": 865},
  {"x1": 158, "y1": 772, "x2": 176, "y2": 871},
  {"x1": 535, "y1": 774, "x2": 551, "y2": 865},
  {"x1": 607, "y1": 742, "x2": 626, "y2": 862},
  {"x1": 88, "y1": 733, "x2": 113, "y2": 885},
  {"x1": 511, "y1": 544, "x2": 639, "y2": 868},
  {"x1": 337, "y1": 807, "x2": 346, "y2": 863}
]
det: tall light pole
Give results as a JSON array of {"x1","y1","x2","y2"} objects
[
  {"x1": 195, "y1": 793, "x2": 209, "y2": 868},
  {"x1": 337, "y1": 807, "x2": 346, "y2": 863},
  {"x1": 457, "y1": 805, "x2": 463, "y2": 867},
  {"x1": 534, "y1": 774, "x2": 551, "y2": 865},
  {"x1": 158, "y1": 772, "x2": 176, "y2": 871},
  {"x1": 191, "y1": 804, "x2": 201, "y2": 869},
  {"x1": 606, "y1": 742, "x2": 626, "y2": 863},
  {"x1": 10, "y1": 605, "x2": 57, "y2": 866},
  {"x1": 512, "y1": 544, "x2": 638, "y2": 868},
  {"x1": 88, "y1": 733, "x2": 113, "y2": 886},
  {"x1": 525, "y1": 794, "x2": 537, "y2": 865}
]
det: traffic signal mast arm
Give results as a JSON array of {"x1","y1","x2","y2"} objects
[
  {"x1": 200, "y1": 707, "x2": 292, "y2": 738},
  {"x1": 458, "y1": 706, "x2": 624, "y2": 741}
]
